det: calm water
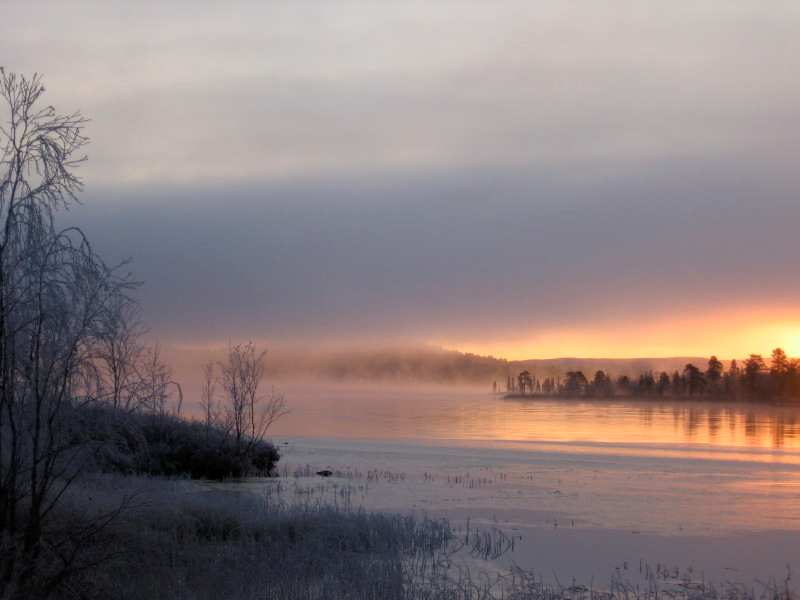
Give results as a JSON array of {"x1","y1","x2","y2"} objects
[
  {"x1": 271, "y1": 383, "x2": 800, "y2": 461},
  {"x1": 264, "y1": 383, "x2": 800, "y2": 579}
]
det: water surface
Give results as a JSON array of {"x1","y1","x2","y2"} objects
[
  {"x1": 271, "y1": 383, "x2": 800, "y2": 459},
  {"x1": 263, "y1": 383, "x2": 800, "y2": 580}
]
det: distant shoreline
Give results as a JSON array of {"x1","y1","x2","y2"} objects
[{"x1": 500, "y1": 392, "x2": 800, "y2": 405}]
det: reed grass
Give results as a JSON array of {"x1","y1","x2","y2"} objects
[{"x1": 47, "y1": 475, "x2": 797, "y2": 600}]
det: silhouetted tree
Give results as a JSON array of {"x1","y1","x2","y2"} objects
[
  {"x1": 770, "y1": 348, "x2": 790, "y2": 376},
  {"x1": 785, "y1": 358, "x2": 800, "y2": 399},
  {"x1": 537, "y1": 352, "x2": 800, "y2": 403},
  {"x1": 671, "y1": 371, "x2": 686, "y2": 396},
  {"x1": 770, "y1": 348, "x2": 790, "y2": 396},
  {"x1": 564, "y1": 371, "x2": 588, "y2": 396},
  {"x1": 656, "y1": 372, "x2": 671, "y2": 396},
  {"x1": 616, "y1": 375, "x2": 632, "y2": 395},
  {"x1": 683, "y1": 364, "x2": 706, "y2": 396},
  {"x1": 743, "y1": 354, "x2": 766, "y2": 397},
  {"x1": 638, "y1": 371, "x2": 656, "y2": 396},
  {"x1": 724, "y1": 359, "x2": 740, "y2": 398},
  {"x1": 139, "y1": 343, "x2": 182, "y2": 417},
  {"x1": 591, "y1": 370, "x2": 614, "y2": 397},
  {"x1": 706, "y1": 356, "x2": 723, "y2": 387},
  {"x1": 219, "y1": 342, "x2": 287, "y2": 460},
  {"x1": 93, "y1": 298, "x2": 146, "y2": 411},
  {"x1": 200, "y1": 361, "x2": 218, "y2": 440},
  {"x1": 0, "y1": 69, "x2": 134, "y2": 596},
  {"x1": 517, "y1": 370, "x2": 533, "y2": 395}
]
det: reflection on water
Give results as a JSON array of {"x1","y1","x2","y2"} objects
[
  {"x1": 271, "y1": 383, "x2": 800, "y2": 540},
  {"x1": 271, "y1": 383, "x2": 800, "y2": 457}
]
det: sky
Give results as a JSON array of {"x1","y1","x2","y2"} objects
[{"x1": 3, "y1": 1, "x2": 800, "y2": 359}]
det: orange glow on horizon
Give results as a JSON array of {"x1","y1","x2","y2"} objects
[
  {"x1": 161, "y1": 305, "x2": 800, "y2": 362},
  {"x1": 436, "y1": 306, "x2": 800, "y2": 361}
]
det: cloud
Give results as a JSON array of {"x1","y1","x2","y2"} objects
[
  {"x1": 66, "y1": 160, "x2": 800, "y2": 352},
  {"x1": 4, "y1": 1, "x2": 800, "y2": 184},
  {"x1": 5, "y1": 1, "x2": 800, "y2": 356}
]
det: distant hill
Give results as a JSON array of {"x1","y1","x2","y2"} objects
[
  {"x1": 263, "y1": 346, "x2": 509, "y2": 384},
  {"x1": 256, "y1": 347, "x2": 709, "y2": 385},
  {"x1": 165, "y1": 344, "x2": 714, "y2": 387}
]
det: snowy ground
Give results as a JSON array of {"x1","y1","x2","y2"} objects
[{"x1": 211, "y1": 435, "x2": 800, "y2": 585}]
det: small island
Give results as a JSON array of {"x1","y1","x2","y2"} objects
[{"x1": 501, "y1": 350, "x2": 800, "y2": 403}]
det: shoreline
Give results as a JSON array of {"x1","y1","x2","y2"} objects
[{"x1": 500, "y1": 392, "x2": 800, "y2": 405}]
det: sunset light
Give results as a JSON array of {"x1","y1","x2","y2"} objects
[
  {"x1": 440, "y1": 309, "x2": 800, "y2": 362},
  {"x1": 3, "y1": 2, "x2": 800, "y2": 597}
]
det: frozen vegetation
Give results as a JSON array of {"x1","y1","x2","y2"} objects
[{"x1": 45, "y1": 473, "x2": 798, "y2": 600}]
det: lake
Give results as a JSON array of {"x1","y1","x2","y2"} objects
[
  {"x1": 261, "y1": 383, "x2": 800, "y2": 583},
  {"x1": 270, "y1": 382, "x2": 800, "y2": 451}
]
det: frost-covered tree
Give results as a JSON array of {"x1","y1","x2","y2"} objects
[
  {"x1": 0, "y1": 69, "x2": 132, "y2": 597},
  {"x1": 219, "y1": 342, "x2": 287, "y2": 458}
]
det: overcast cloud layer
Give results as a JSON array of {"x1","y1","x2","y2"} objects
[{"x1": 3, "y1": 1, "x2": 800, "y2": 357}]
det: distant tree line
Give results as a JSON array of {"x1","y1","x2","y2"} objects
[{"x1": 505, "y1": 349, "x2": 800, "y2": 403}]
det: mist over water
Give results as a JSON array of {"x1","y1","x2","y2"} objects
[{"x1": 271, "y1": 383, "x2": 800, "y2": 455}]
